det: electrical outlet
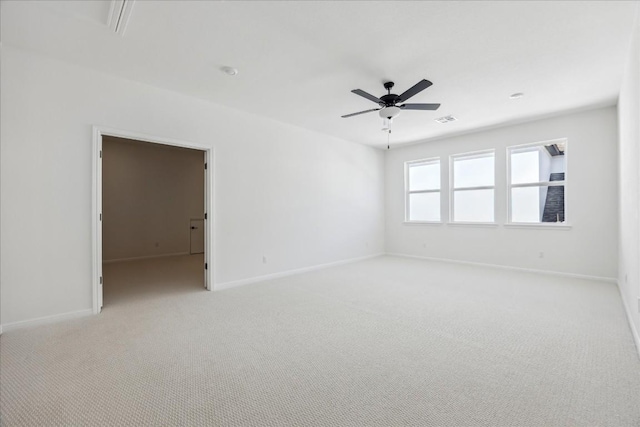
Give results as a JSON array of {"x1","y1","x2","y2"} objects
[
  {"x1": 262, "y1": 256, "x2": 267, "y2": 264},
  {"x1": 539, "y1": 251, "x2": 544, "y2": 259}
]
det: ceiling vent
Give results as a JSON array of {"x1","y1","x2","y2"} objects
[
  {"x1": 434, "y1": 115, "x2": 457, "y2": 124},
  {"x1": 108, "y1": 0, "x2": 135, "y2": 36}
]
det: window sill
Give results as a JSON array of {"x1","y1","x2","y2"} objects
[
  {"x1": 504, "y1": 223, "x2": 572, "y2": 230},
  {"x1": 403, "y1": 221, "x2": 444, "y2": 226},
  {"x1": 448, "y1": 222, "x2": 499, "y2": 228}
]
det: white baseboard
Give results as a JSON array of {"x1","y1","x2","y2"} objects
[
  {"x1": 386, "y1": 252, "x2": 617, "y2": 283},
  {"x1": 1, "y1": 309, "x2": 93, "y2": 333},
  {"x1": 617, "y1": 281, "x2": 640, "y2": 360},
  {"x1": 215, "y1": 253, "x2": 384, "y2": 291},
  {"x1": 2, "y1": 254, "x2": 382, "y2": 332},
  {"x1": 103, "y1": 252, "x2": 191, "y2": 264}
]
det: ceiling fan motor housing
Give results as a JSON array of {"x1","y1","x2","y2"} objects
[
  {"x1": 381, "y1": 81, "x2": 399, "y2": 106},
  {"x1": 380, "y1": 81, "x2": 401, "y2": 118},
  {"x1": 380, "y1": 94, "x2": 400, "y2": 106}
]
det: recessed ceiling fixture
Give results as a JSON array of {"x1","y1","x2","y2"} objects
[
  {"x1": 221, "y1": 66, "x2": 239, "y2": 76},
  {"x1": 509, "y1": 92, "x2": 524, "y2": 99},
  {"x1": 341, "y1": 80, "x2": 441, "y2": 119},
  {"x1": 435, "y1": 115, "x2": 457, "y2": 124}
]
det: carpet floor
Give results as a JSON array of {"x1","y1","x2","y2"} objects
[{"x1": 1, "y1": 255, "x2": 639, "y2": 426}]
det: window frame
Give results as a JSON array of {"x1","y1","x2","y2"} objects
[
  {"x1": 449, "y1": 149, "x2": 496, "y2": 224},
  {"x1": 404, "y1": 157, "x2": 442, "y2": 224},
  {"x1": 506, "y1": 138, "x2": 569, "y2": 227}
]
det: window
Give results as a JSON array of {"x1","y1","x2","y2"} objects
[
  {"x1": 508, "y1": 139, "x2": 566, "y2": 224},
  {"x1": 405, "y1": 158, "x2": 440, "y2": 222},
  {"x1": 450, "y1": 150, "x2": 495, "y2": 223}
]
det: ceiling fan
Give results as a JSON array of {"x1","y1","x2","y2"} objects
[{"x1": 341, "y1": 79, "x2": 440, "y2": 119}]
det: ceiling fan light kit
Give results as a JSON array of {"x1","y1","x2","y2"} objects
[{"x1": 379, "y1": 106, "x2": 401, "y2": 119}]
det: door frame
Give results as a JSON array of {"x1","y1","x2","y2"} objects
[
  {"x1": 189, "y1": 218, "x2": 205, "y2": 255},
  {"x1": 92, "y1": 126, "x2": 214, "y2": 314}
]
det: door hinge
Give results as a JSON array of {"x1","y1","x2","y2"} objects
[
  {"x1": 100, "y1": 213, "x2": 102, "y2": 221},
  {"x1": 204, "y1": 213, "x2": 207, "y2": 220},
  {"x1": 100, "y1": 150, "x2": 102, "y2": 158},
  {"x1": 99, "y1": 276, "x2": 103, "y2": 285},
  {"x1": 205, "y1": 263, "x2": 208, "y2": 270},
  {"x1": 204, "y1": 162, "x2": 207, "y2": 170}
]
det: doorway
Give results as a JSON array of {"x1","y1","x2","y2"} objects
[{"x1": 92, "y1": 127, "x2": 213, "y2": 314}]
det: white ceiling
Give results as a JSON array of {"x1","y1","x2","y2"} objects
[{"x1": 2, "y1": 1, "x2": 638, "y2": 148}]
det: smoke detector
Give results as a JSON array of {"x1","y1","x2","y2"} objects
[
  {"x1": 435, "y1": 115, "x2": 457, "y2": 124},
  {"x1": 221, "y1": 66, "x2": 239, "y2": 76}
]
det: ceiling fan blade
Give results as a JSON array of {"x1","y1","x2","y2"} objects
[
  {"x1": 351, "y1": 89, "x2": 383, "y2": 104},
  {"x1": 397, "y1": 79, "x2": 433, "y2": 103},
  {"x1": 341, "y1": 108, "x2": 381, "y2": 118},
  {"x1": 400, "y1": 103, "x2": 441, "y2": 110}
]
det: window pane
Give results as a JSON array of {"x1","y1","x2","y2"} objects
[
  {"x1": 511, "y1": 149, "x2": 539, "y2": 184},
  {"x1": 511, "y1": 186, "x2": 541, "y2": 222},
  {"x1": 409, "y1": 192, "x2": 440, "y2": 221},
  {"x1": 453, "y1": 189, "x2": 494, "y2": 222},
  {"x1": 511, "y1": 185, "x2": 565, "y2": 223},
  {"x1": 453, "y1": 154, "x2": 494, "y2": 188},
  {"x1": 510, "y1": 146, "x2": 566, "y2": 185},
  {"x1": 409, "y1": 162, "x2": 440, "y2": 191}
]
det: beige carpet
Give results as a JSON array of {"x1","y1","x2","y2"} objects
[{"x1": 1, "y1": 255, "x2": 639, "y2": 426}]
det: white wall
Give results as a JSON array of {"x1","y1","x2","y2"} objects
[
  {"x1": 618, "y1": 8, "x2": 640, "y2": 346},
  {"x1": 386, "y1": 107, "x2": 618, "y2": 279},
  {"x1": 0, "y1": 47, "x2": 385, "y2": 325},
  {"x1": 102, "y1": 137, "x2": 205, "y2": 261}
]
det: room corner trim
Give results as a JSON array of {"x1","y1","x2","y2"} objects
[
  {"x1": 215, "y1": 253, "x2": 385, "y2": 291},
  {"x1": 617, "y1": 281, "x2": 640, "y2": 360},
  {"x1": 1, "y1": 309, "x2": 93, "y2": 333}
]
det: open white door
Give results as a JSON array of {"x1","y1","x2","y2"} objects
[
  {"x1": 203, "y1": 150, "x2": 211, "y2": 290},
  {"x1": 93, "y1": 132, "x2": 103, "y2": 313}
]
